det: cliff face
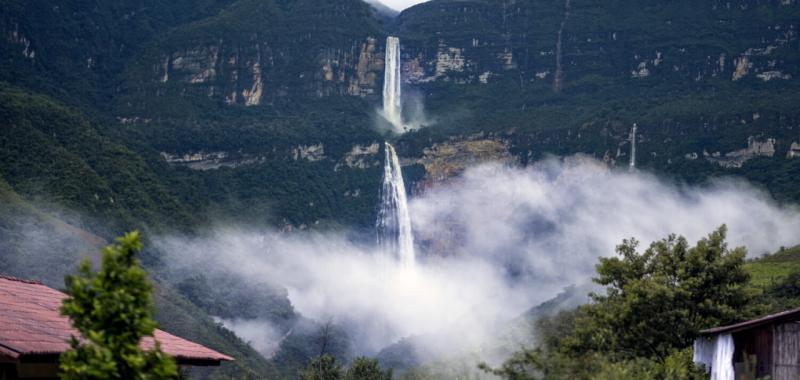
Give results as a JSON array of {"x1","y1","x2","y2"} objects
[
  {"x1": 0, "y1": 0, "x2": 241, "y2": 106},
  {"x1": 118, "y1": 0, "x2": 387, "y2": 112},
  {"x1": 9, "y1": 0, "x2": 795, "y2": 112},
  {"x1": 395, "y1": 0, "x2": 799, "y2": 87},
  {"x1": 154, "y1": 35, "x2": 385, "y2": 106}
]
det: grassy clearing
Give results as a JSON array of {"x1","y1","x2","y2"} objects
[{"x1": 745, "y1": 246, "x2": 800, "y2": 288}]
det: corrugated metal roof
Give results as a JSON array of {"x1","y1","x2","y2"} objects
[
  {"x1": 0, "y1": 275, "x2": 233, "y2": 363},
  {"x1": 699, "y1": 307, "x2": 800, "y2": 336}
]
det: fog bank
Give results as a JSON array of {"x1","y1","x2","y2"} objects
[{"x1": 156, "y1": 157, "x2": 800, "y2": 362}]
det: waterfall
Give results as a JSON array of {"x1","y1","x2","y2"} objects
[
  {"x1": 383, "y1": 36, "x2": 403, "y2": 132},
  {"x1": 377, "y1": 142, "x2": 415, "y2": 267},
  {"x1": 629, "y1": 123, "x2": 638, "y2": 171}
]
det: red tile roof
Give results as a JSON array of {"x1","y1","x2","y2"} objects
[{"x1": 0, "y1": 275, "x2": 233, "y2": 363}]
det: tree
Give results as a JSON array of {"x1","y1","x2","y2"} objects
[
  {"x1": 482, "y1": 226, "x2": 748, "y2": 380},
  {"x1": 345, "y1": 357, "x2": 392, "y2": 380},
  {"x1": 59, "y1": 231, "x2": 178, "y2": 380},
  {"x1": 302, "y1": 354, "x2": 343, "y2": 380},
  {"x1": 316, "y1": 320, "x2": 336, "y2": 357},
  {"x1": 571, "y1": 225, "x2": 753, "y2": 359},
  {"x1": 301, "y1": 356, "x2": 392, "y2": 380}
]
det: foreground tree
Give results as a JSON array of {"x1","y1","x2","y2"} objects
[
  {"x1": 483, "y1": 226, "x2": 750, "y2": 379},
  {"x1": 571, "y1": 225, "x2": 753, "y2": 359},
  {"x1": 60, "y1": 231, "x2": 178, "y2": 380}
]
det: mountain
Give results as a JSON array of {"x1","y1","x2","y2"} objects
[
  {"x1": 0, "y1": 83, "x2": 198, "y2": 233},
  {"x1": 2, "y1": 0, "x2": 800, "y2": 378},
  {"x1": 365, "y1": 0, "x2": 401, "y2": 18},
  {"x1": 5, "y1": 1, "x2": 800, "y2": 218}
]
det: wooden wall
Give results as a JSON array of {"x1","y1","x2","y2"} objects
[
  {"x1": 733, "y1": 325, "x2": 773, "y2": 379},
  {"x1": 773, "y1": 322, "x2": 800, "y2": 380},
  {"x1": 0, "y1": 364, "x2": 17, "y2": 380}
]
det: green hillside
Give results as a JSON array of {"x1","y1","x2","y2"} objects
[
  {"x1": 747, "y1": 245, "x2": 800, "y2": 288},
  {"x1": 0, "y1": 179, "x2": 277, "y2": 379},
  {"x1": 0, "y1": 83, "x2": 198, "y2": 233}
]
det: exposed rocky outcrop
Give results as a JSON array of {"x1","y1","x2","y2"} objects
[
  {"x1": 786, "y1": 142, "x2": 800, "y2": 158},
  {"x1": 158, "y1": 40, "x2": 271, "y2": 106},
  {"x1": 705, "y1": 137, "x2": 776, "y2": 168},
  {"x1": 319, "y1": 37, "x2": 385, "y2": 97},
  {"x1": 435, "y1": 45, "x2": 466, "y2": 79},
  {"x1": 415, "y1": 138, "x2": 517, "y2": 189},
  {"x1": 335, "y1": 143, "x2": 381, "y2": 171},
  {"x1": 292, "y1": 144, "x2": 326, "y2": 162},
  {"x1": 6, "y1": 25, "x2": 34, "y2": 60},
  {"x1": 350, "y1": 37, "x2": 385, "y2": 96},
  {"x1": 160, "y1": 151, "x2": 266, "y2": 170},
  {"x1": 732, "y1": 55, "x2": 752, "y2": 81}
]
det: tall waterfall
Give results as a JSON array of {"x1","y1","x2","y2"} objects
[
  {"x1": 377, "y1": 142, "x2": 415, "y2": 267},
  {"x1": 383, "y1": 36, "x2": 403, "y2": 131}
]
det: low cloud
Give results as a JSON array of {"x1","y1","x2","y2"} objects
[
  {"x1": 156, "y1": 156, "x2": 800, "y2": 364},
  {"x1": 413, "y1": 157, "x2": 800, "y2": 286},
  {"x1": 213, "y1": 317, "x2": 286, "y2": 358}
]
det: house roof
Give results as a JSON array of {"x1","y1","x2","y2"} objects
[
  {"x1": 699, "y1": 307, "x2": 800, "y2": 336},
  {"x1": 0, "y1": 275, "x2": 233, "y2": 364}
]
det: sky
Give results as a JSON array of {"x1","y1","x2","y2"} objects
[{"x1": 376, "y1": 0, "x2": 429, "y2": 11}]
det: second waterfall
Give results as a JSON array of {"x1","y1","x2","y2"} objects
[
  {"x1": 377, "y1": 142, "x2": 415, "y2": 267},
  {"x1": 383, "y1": 36, "x2": 403, "y2": 132}
]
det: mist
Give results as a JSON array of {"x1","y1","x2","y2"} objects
[
  {"x1": 155, "y1": 156, "x2": 800, "y2": 366},
  {"x1": 213, "y1": 317, "x2": 285, "y2": 358},
  {"x1": 372, "y1": 0, "x2": 429, "y2": 12}
]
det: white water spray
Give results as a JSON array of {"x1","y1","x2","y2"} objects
[
  {"x1": 383, "y1": 36, "x2": 403, "y2": 132},
  {"x1": 377, "y1": 142, "x2": 415, "y2": 267}
]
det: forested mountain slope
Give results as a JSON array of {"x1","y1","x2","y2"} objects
[
  {"x1": 2, "y1": 0, "x2": 800, "y2": 378},
  {"x1": 2, "y1": 0, "x2": 799, "y2": 232}
]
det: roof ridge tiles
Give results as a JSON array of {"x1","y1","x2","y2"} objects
[
  {"x1": 0, "y1": 273, "x2": 234, "y2": 363},
  {"x1": 0, "y1": 274, "x2": 44, "y2": 285}
]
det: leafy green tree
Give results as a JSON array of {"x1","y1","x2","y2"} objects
[
  {"x1": 302, "y1": 355, "x2": 343, "y2": 380},
  {"x1": 483, "y1": 226, "x2": 748, "y2": 379},
  {"x1": 345, "y1": 357, "x2": 392, "y2": 380},
  {"x1": 482, "y1": 334, "x2": 707, "y2": 380},
  {"x1": 568, "y1": 225, "x2": 753, "y2": 359},
  {"x1": 60, "y1": 231, "x2": 178, "y2": 380}
]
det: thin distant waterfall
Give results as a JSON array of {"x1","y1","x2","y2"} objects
[
  {"x1": 629, "y1": 123, "x2": 638, "y2": 171},
  {"x1": 383, "y1": 36, "x2": 403, "y2": 131},
  {"x1": 377, "y1": 142, "x2": 415, "y2": 267}
]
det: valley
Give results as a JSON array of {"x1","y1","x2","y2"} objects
[{"x1": 1, "y1": 0, "x2": 800, "y2": 379}]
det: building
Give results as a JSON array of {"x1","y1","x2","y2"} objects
[
  {"x1": 693, "y1": 307, "x2": 800, "y2": 380},
  {"x1": 0, "y1": 275, "x2": 233, "y2": 379}
]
